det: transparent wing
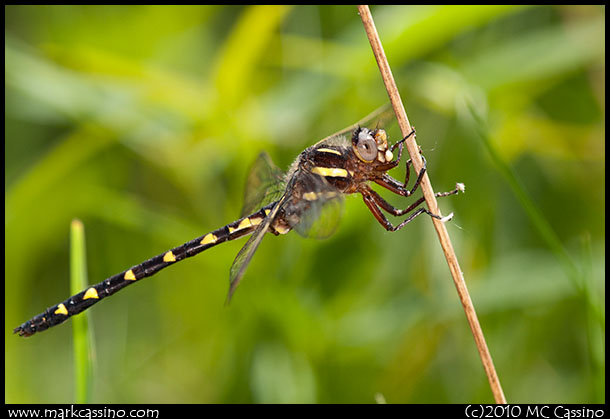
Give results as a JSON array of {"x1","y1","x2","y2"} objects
[
  {"x1": 228, "y1": 195, "x2": 286, "y2": 302},
  {"x1": 293, "y1": 194, "x2": 344, "y2": 239},
  {"x1": 284, "y1": 171, "x2": 344, "y2": 239},
  {"x1": 241, "y1": 152, "x2": 286, "y2": 217},
  {"x1": 312, "y1": 103, "x2": 394, "y2": 147}
]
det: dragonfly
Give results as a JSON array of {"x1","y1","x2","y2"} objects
[{"x1": 14, "y1": 108, "x2": 464, "y2": 337}]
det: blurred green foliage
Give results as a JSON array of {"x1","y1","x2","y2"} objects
[{"x1": 5, "y1": 5, "x2": 604, "y2": 403}]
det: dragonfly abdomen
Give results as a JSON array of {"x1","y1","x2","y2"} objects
[{"x1": 13, "y1": 204, "x2": 276, "y2": 337}]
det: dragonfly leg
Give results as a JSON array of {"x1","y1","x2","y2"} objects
[
  {"x1": 390, "y1": 128, "x2": 416, "y2": 153},
  {"x1": 370, "y1": 183, "x2": 464, "y2": 216},
  {"x1": 374, "y1": 128, "x2": 416, "y2": 172},
  {"x1": 374, "y1": 154, "x2": 427, "y2": 198},
  {"x1": 366, "y1": 187, "x2": 426, "y2": 216},
  {"x1": 360, "y1": 186, "x2": 453, "y2": 232}
]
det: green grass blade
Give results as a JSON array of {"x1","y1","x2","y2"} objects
[
  {"x1": 467, "y1": 102, "x2": 581, "y2": 282},
  {"x1": 467, "y1": 102, "x2": 606, "y2": 400},
  {"x1": 70, "y1": 219, "x2": 95, "y2": 403},
  {"x1": 579, "y1": 234, "x2": 605, "y2": 403}
]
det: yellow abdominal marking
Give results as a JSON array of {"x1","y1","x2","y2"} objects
[
  {"x1": 200, "y1": 233, "x2": 217, "y2": 246},
  {"x1": 124, "y1": 269, "x2": 136, "y2": 281},
  {"x1": 250, "y1": 217, "x2": 263, "y2": 226},
  {"x1": 163, "y1": 251, "x2": 176, "y2": 262},
  {"x1": 54, "y1": 304, "x2": 68, "y2": 316},
  {"x1": 238, "y1": 218, "x2": 253, "y2": 229},
  {"x1": 264, "y1": 209, "x2": 271, "y2": 215},
  {"x1": 316, "y1": 147, "x2": 342, "y2": 156},
  {"x1": 83, "y1": 288, "x2": 99, "y2": 300},
  {"x1": 311, "y1": 167, "x2": 348, "y2": 178},
  {"x1": 229, "y1": 217, "x2": 258, "y2": 234}
]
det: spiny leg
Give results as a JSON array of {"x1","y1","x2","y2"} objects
[
  {"x1": 373, "y1": 128, "x2": 416, "y2": 172},
  {"x1": 389, "y1": 128, "x2": 424, "y2": 189},
  {"x1": 435, "y1": 183, "x2": 465, "y2": 197},
  {"x1": 374, "y1": 154, "x2": 427, "y2": 198},
  {"x1": 389, "y1": 128, "x2": 416, "y2": 162},
  {"x1": 367, "y1": 183, "x2": 464, "y2": 217},
  {"x1": 360, "y1": 189, "x2": 453, "y2": 231},
  {"x1": 382, "y1": 129, "x2": 450, "y2": 200}
]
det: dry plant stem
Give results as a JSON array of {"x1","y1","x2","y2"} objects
[{"x1": 357, "y1": 5, "x2": 507, "y2": 404}]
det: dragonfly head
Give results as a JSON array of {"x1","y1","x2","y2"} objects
[{"x1": 352, "y1": 127, "x2": 393, "y2": 165}]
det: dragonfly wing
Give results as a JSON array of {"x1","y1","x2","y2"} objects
[
  {"x1": 241, "y1": 152, "x2": 286, "y2": 217},
  {"x1": 285, "y1": 171, "x2": 345, "y2": 239},
  {"x1": 292, "y1": 193, "x2": 344, "y2": 239},
  {"x1": 312, "y1": 104, "x2": 394, "y2": 147},
  {"x1": 228, "y1": 195, "x2": 286, "y2": 302}
]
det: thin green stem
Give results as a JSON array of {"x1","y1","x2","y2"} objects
[{"x1": 70, "y1": 219, "x2": 94, "y2": 403}]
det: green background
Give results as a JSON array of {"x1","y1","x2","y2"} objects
[{"x1": 5, "y1": 5, "x2": 605, "y2": 403}]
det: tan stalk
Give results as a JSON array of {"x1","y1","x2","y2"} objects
[{"x1": 357, "y1": 5, "x2": 506, "y2": 404}]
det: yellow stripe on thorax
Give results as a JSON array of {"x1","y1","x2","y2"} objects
[
  {"x1": 316, "y1": 147, "x2": 342, "y2": 156},
  {"x1": 303, "y1": 192, "x2": 318, "y2": 201},
  {"x1": 311, "y1": 167, "x2": 348, "y2": 178},
  {"x1": 303, "y1": 191, "x2": 338, "y2": 201}
]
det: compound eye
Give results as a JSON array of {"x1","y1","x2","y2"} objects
[{"x1": 355, "y1": 131, "x2": 378, "y2": 162}]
